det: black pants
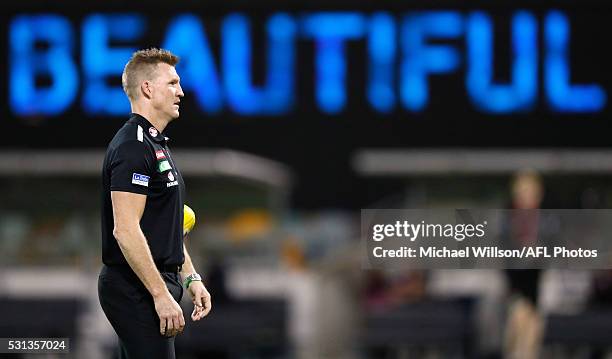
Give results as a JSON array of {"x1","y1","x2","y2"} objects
[
  {"x1": 506, "y1": 268, "x2": 541, "y2": 305},
  {"x1": 98, "y1": 265, "x2": 184, "y2": 359}
]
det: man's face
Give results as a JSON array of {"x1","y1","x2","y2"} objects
[
  {"x1": 512, "y1": 177, "x2": 543, "y2": 209},
  {"x1": 149, "y1": 63, "x2": 184, "y2": 121}
]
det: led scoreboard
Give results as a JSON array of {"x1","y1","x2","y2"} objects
[{"x1": 7, "y1": 10, "x2": 607, "y2": 116}]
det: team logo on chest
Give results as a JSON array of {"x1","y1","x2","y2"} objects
[
  {"x1": 156, "y1": 148, "x2": 172, "y2": 172},
  {"x1": 167, "y1": 171, "x2": 178, "y2": 187},
  {"x1": 149, "y1": 127, "x2": 158, "y2": 137},
  {"x1": 158, "y1": 160, "x2": 172, "y2": 172}
]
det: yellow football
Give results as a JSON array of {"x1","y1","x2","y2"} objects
[{"x1": 183, "y1": 204, "x2": 196, "y2": 236}]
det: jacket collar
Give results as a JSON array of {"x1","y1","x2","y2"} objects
[{"x1": 127, "y1": 113, "x2": 170, "y2": 144}]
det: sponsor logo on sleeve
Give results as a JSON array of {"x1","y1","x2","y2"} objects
[
  {"x1": 155, "y1": 150, "x2": 166, "y2": 160},
  {"x1": 131, "y1": 173, "x2": 150, "y2": 187}
]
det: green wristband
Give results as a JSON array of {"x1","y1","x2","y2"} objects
[{"x1": 183, "y1": 273, "x2": 202, "y2": 289}]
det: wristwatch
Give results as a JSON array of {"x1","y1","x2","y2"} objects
[{"x1": 183, "y1": 273, "x2": 202, "y2": 289}]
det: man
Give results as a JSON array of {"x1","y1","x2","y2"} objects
[
  {"x1": 99, "y1": 48, "x2": 212, "y2": 359},
  {"x1": 504, "y1": 169, "x2": 544, "y2": 359}
]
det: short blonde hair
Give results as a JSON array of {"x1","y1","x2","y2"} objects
[
  {"x1": 121, "y1": 48, "x2": 180, "y2": 100},
  {"x1": 511, "y1": 168, "x2": 543, "y2": 198}
]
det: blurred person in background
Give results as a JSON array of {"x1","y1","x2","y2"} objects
[
  {"x1": 503, "y1": 169, "x2": 545, "y2": 359},
  {"x1": 98, "y1": 48, "x2": 211, "y2": 359}
]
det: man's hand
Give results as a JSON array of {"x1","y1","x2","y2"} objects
[
  {"x1": 187, "y1": 281, "x2": 212, "y2": 321},
  {"x1": 153, "y1": 291, "x2": 185, "y2": 337}
]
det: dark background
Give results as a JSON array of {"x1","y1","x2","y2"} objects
[{"x1": 2, "y1": 0, "x2": 611, "y2": 208}]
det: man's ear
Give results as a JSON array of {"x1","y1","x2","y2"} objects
[{"x1": 140, "y1": 81, "x2": 153, "y2": 99}]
